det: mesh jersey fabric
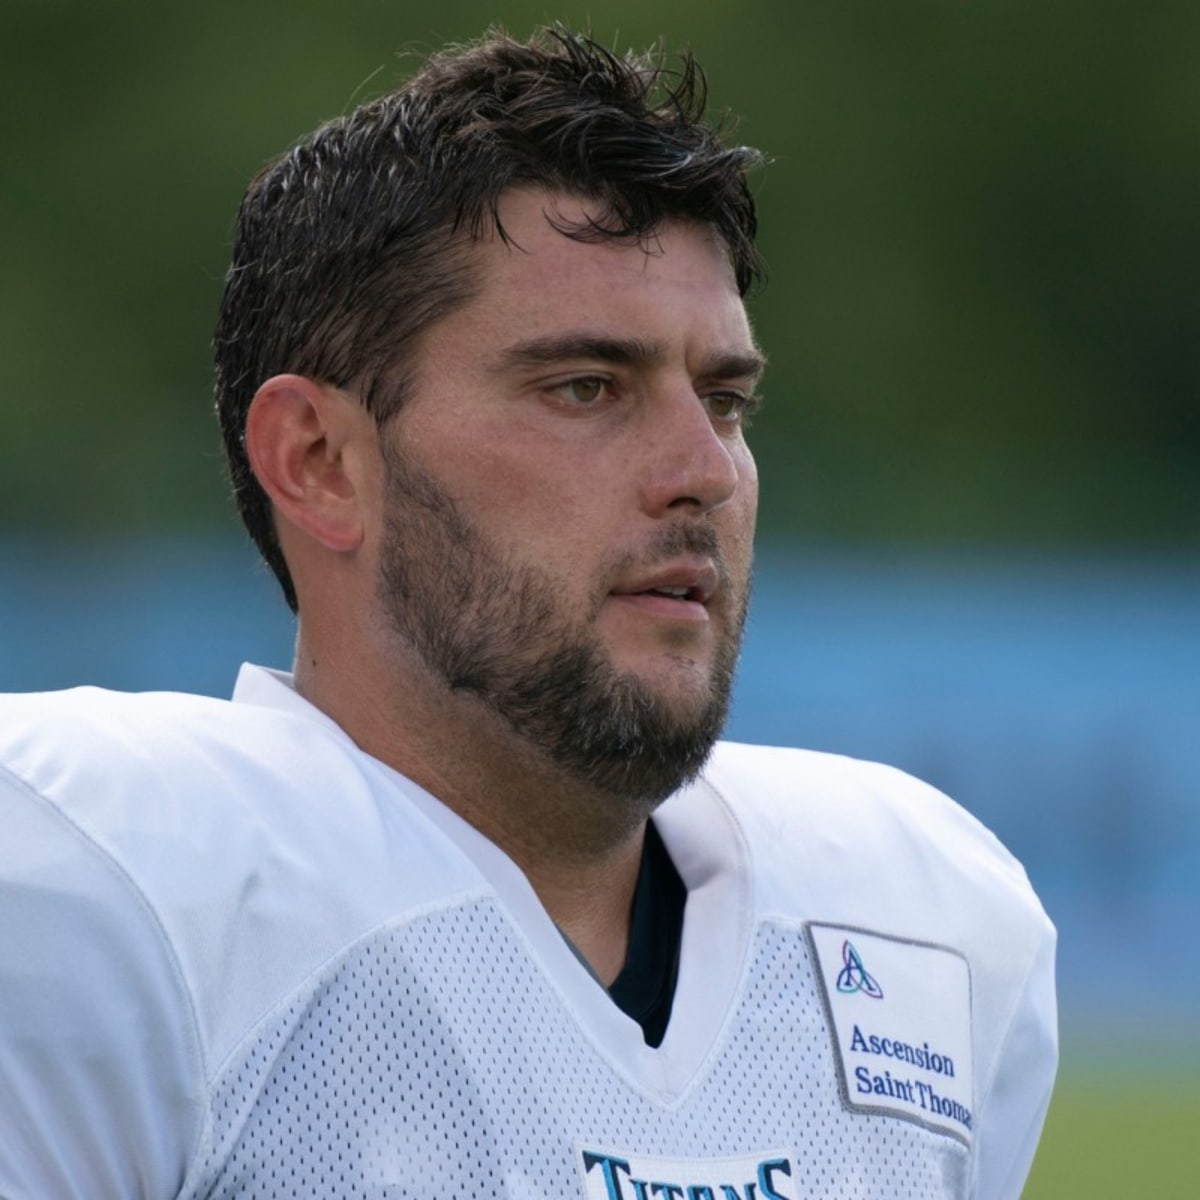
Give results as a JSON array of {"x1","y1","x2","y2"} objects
[
  {"x1": 0, "y1": 664, "x2": 1057, "y2": 1200},
  {"x1": 186, "y1": 908, "x2": 969, "y2": 1199}
]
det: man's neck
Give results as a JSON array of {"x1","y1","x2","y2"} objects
[{"x1": 293, "y1": 636, "x2": 650, "y2": 983}]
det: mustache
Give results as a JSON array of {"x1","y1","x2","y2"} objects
[{"x1": 646, "y1": 520, "x2": 723, "y2": 568}]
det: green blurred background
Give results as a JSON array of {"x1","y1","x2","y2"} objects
[
  {"x1": 3, "y1": 0, "x2": 1198, "y2": 549},
  {"x1": 2, "y1": 2, "x2": 1197, "y2": 1193}
]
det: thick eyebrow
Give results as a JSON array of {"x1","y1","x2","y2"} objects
[
  {"x1": 491, "y1": 334, "x2": 667, "y2": 372},
  {"x1": 491, "y1": 333, "x2": 766, "y2": 385},
  {"x1": 696, "y1": 349, "x2": 768, "y2": 387}
]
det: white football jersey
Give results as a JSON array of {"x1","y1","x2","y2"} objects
[{"x1": 0, "y1": 665, "x2": 1055, "y2": 1199}]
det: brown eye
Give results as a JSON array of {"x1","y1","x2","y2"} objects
[
  {"x1": 706, "y1": 391, "x2": 754, "y2": 423},
  {"x1": 563, "y1": 377, "x2": 606, "y2": 404}
]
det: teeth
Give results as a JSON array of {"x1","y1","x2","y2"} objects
[{"x1": 652, "y1": 586, "x2": 691, "y2": 598}]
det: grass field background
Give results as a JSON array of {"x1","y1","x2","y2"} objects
[{"x1": 1024, "y1": 1069, "x2": 1199, "y2": 1197}]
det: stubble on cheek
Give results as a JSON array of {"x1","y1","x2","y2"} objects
[{"x1": 376, "y1": 444, "x2": 751, "y2": 803}]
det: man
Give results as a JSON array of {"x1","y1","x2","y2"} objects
[{"x1": 0, "y1": 28, "x2": 1055, "y2": 1199}]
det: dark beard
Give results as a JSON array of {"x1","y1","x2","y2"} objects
[{"x1": 377, "y1": 447, "x2": 747, "y2": 805}]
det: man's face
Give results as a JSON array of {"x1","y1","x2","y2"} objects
[{"x1": 374, "y1": 189, "x2": 761, "y2": 804}]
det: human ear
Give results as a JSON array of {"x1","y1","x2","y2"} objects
[{"x1": 244, "y1": 374, "x2": 370, "y2": 553}]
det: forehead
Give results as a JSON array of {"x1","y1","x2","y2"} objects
[
  {"x1": 448, "y1": 188, "x2": 755, "y2": 353},
  {"x1": 487, "y1": 188, "x2": 738, "y2": 277}
]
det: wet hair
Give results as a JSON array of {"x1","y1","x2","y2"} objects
[{"x1": 213, "y1": 26, "x2": 765, "y2": 611}]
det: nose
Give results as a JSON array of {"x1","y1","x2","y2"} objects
[{"x1": 638, "y1": 385, "x2": 745, "y2": 519}]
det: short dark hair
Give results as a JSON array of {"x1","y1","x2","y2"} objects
[{"x1": 214, "y1": 26, "x2": 765, "y2": 611}]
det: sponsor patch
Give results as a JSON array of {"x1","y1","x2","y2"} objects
[
  {"x1": 575, "y1": 1145, "x2": 799, "y2": 1200},
  {"x1": 806, "y1": 923, "x2": 974, "y2": 1145}
]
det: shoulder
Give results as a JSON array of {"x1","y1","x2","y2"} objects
[
  {"x1": 0, "y1": 683, "x2": 482, "y2": 1070},
  {"x1": 0, "y1": 683, "x2": 486, "y2": 1193},
  {"x1": 0, "y1": 682, "x2": 456, "y2": 875},
  {"x1": 699, "y1": 740, "x2": 1047, "y2": 937},
  {"x1": 703, "y1": 739, "x2": 1000, "y2": 843},
  {"x1": 0, "y1": 683, "x2": 399, "y2": 909},
  {"x1": 0, "y1": 683, "x2": 306, "y2": 821},
  {"x1": 0, "y1": 687, "x2": 230, "y2": 1193},
  {"x1": 696, "y1": 742, "x2": 1057, "y2": 1197},
  {"x1": 694, "y1": 740, "x2": 1055, "y2": 1059}
]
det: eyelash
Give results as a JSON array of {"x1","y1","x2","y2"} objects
[
  {"x1": 706, "y1": 390, "x2": 761, "y2": 425},
  {"x1": 548, "y1": 376, "x2": 760, "y2": 426}
]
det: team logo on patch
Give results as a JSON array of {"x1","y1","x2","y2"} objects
[{"x1": 836, "y1": 940, "x2": 884, "y2": 998}]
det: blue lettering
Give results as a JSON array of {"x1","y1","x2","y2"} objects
[
  {"x1": 849, "y1": 1029, "x2": 957, "y2": 1079},
  {"x1": 855, "y1": 1065, "x2": 873, "y2": 1094},
  {"x1": 720, "y1": 1187, "x2": 756, "y2": 1200},
  {"x1": 912, "y1": 1081, "x2": 972, "y2": 1128},
  {"x1": 687, "y1": 1189, "x2": 716, "y2": 1200},
  {"x1": 583, "y1": 1152, "x2": 634, "y2": 1200},
  {"x1": 651, "y1": 1186, "x2": 684, "y2": 1200},
  {"x1": 757, "y1": 1158, "x2": 793, "y2": 1200}
]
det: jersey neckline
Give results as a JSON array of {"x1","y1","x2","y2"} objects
[{"x1": 230, "y1": 662, "x2": 756, "y2": 1102}]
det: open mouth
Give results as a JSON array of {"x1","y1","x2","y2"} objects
[
  {"x1": 607, "y1": 558, "x2": 721, "y2": 621},
  {"x1": 609, "y1": 584, "x2": 712, "y2": 625},
  {"x1": 639, "y1": 584, "x2": 700, "y2": 601}
]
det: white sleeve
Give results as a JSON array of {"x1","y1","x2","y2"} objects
[
  {"x1": 971, "y1": 915, "x2": 1058, "y2": 1200},
  {"x1": 0, "y1": 765, "x2": 206, "y2": 1199}
]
